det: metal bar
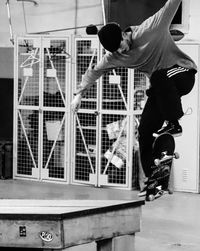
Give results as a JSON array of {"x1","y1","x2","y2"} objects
[
  {"x1": 17, "y1": 0, "x2": 38, "y2": 6},
  {"x1": 101, "y1": 0, "x2": 106, "y2": 25},
  {"x1": 27, "y1": 24, "x2": 103, "y2": 35},
  {"x1": 5, "y1": 0, "x2": 14, "y2": 45}
]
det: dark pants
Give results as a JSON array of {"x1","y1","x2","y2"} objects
[{"x1": 138, "y1": 66, "x2": 196, "y2": 177}]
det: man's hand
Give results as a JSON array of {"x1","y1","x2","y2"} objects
[{"x1": 71, "y1": 93, "x2": 82, "y2": 113}]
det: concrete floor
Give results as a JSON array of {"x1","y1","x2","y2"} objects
[
  {"x1": 136, "y1": 192, "x2": 200, "y2": 251},
  {"x1": 0, "y1": 179, "x2": 199, "y2": 251}
]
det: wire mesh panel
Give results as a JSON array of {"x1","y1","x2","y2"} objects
[
  {"x1": 101, "y1": 68, "x2": 128, "y2": 111},
  {"x1": 72, "y1": 38, "x2": 149, "y2": 189},
  {"x1": 99, "y1": 68, "x2": 149, "y2": 189},
  {"x1": 133, "y1": 70, "x2": 148, "y2": 117},
  {"x1": 73, "y1": 112, "x2": 98, "y2": 184},
  {"x1": 43, "y1": 39, "x2": 68, "y2": 102},
  {"x1": 132, "y1": 70, "x2": 149, "y2": 189},
  {"x1": 14, "y1": 37, "x2": 41, "y2": 178},
  {"x1": 42, "y1": 111, "x2": 66, "y2": 180},
  {"x1": 99, "y1": 113, "x2": 128, "y2": 186},
  {"x1": 14, "y1": 36, "x2": 70, "y2": 182},
  {"x1": 99, "y1": 67, "x2": 131, "y2": 188},
  {"x1": 75, "y1": 38, "x2": 98, "y2": 110},
  {"x1": 72, "y1": 37, "x2": 99, "y2": 185},
  {"x1": 17, "y1": 39, "x2": 40, "y2": 100},
  {"x1": 41, "y1": 38, "x2": 69, "y2": 181},
  {"x1": 17, "y1": 108, "x2": 39, "y2": 176}
]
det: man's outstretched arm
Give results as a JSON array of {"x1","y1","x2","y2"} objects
[
  {"x1": 71, "y1": 55, "x2": 115, "y2": 112},
  {"x1": 159, "y1": 0, "x2": 182, "y2": 28},
  {"x1": 141, "y1": 0, "x2": 182, "y2": 31}
]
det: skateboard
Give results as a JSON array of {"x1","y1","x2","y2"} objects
[{"x1": 145, "y1": 133, "x2": 179, "y2": 201}]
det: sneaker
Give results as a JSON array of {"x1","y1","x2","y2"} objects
[
  {"x1": 153, "y1": 121, "x2": 182, "y2": 137},
  {"x1": 138, "y1": 185, "x2": 147, "y2": 197}
]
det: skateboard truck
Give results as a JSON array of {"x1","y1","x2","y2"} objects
[{"x1": 154, "y1": 151, "x2": 179, "y2": 166}]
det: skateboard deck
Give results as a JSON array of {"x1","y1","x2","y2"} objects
[{"x1": 145, "y1": 133, "x2": 179, "y2": 201}]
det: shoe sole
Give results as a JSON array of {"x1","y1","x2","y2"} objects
[
  {"x1": 153, "y1": 132, "x2": 182, "y2": 138},
  {"x1": 172, "y1": 132, "x2": 182, "y2": 137},
  {"x1": 138, "y1": 191, "x2": 147, "y2": 197}
]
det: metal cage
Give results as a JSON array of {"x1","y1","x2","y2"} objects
[
  {"x1": 13, "y1": 36, "x2": 71, "y2": 182},
  {"x1": 14, "y1": 35, "x2": 148, "y2": 189},
  {"x1": 72, "y1": 36, "x2": 148, "y2": 189}
]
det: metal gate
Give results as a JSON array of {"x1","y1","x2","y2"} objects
[
  {"x1": 13, "y1": 36, "x2": 71, "y2": 182},
  {"x1": 99, "y1": 67, "x2": 133, "y2": 188},
  {"x1": 72, "y1": 37, "x2": 99, "y2": 185},
  {"x1": 72, "y1": 37, "x2": 148, "y2": 189}
]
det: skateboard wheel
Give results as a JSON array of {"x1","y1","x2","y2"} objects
[
  {"x1": 168, "y1": 189, "x2": 173, "y2": 194},
  {"x1": 174, "y1": 152, "x2": 180, "y2": 159},
  {"x1": 146, "y1": 194, "x2": 155, "y2": 201},
  {"x1": 154, "y1": 159, "x2": 160, "y2": 166}
]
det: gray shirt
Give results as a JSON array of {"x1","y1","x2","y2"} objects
[{"x1": 78, "y1": 0, "x2": 197, "y2": 94}]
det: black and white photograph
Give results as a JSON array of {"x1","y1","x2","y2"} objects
[{"x1": 0, "y1": 0, "x2": 199, "y2": 250}]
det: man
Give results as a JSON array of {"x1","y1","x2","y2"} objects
[{"x1": 71, "y1": 0, "x2": 197, "y2": 179}]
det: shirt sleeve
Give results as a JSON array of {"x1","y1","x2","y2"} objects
[{"x1": 141, "y1": 0, "x2": 182, "y2": 31}]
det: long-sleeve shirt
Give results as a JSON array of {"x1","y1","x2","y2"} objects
[{"x1": 78, "y1": 0, "x2": 197, "y2": 94}]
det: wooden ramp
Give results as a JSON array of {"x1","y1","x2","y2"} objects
[{"x1": 0, "y1": 199, "x2": 144, "y2": 251}]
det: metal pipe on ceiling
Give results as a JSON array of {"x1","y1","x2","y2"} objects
[{"x1": 17, "y1": 0, "x2": 38, "y2": 6}]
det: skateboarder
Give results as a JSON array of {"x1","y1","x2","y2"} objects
[{"x1": 71, "y1": 0, "x2": 197, "y2": 180}]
